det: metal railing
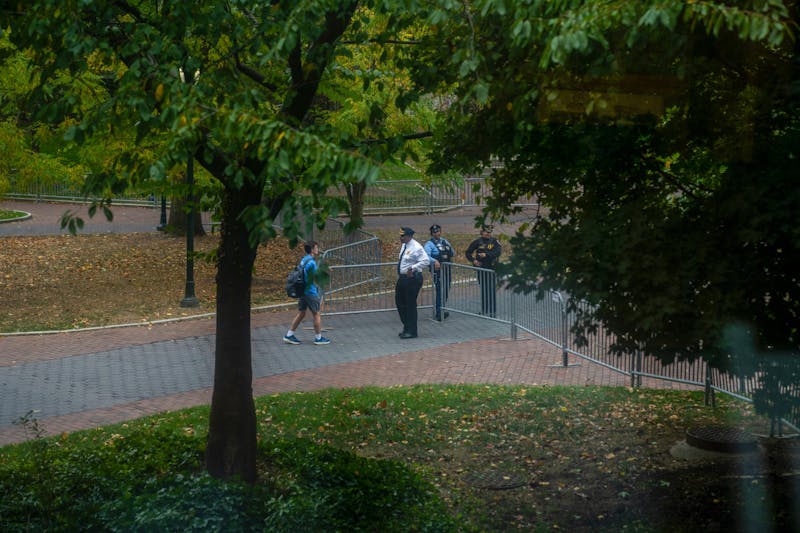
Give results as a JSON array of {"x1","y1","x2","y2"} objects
[
  {"x1": 323, "y1": 262, "x2": 434, "y2": 315},
  {"x1": 5, "y1": 173, "x2": 160, "y2": 206},
  {"x1": 326, "y1": 177, "x2": 536, "y2": 214}
]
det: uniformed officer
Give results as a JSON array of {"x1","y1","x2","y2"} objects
[
  {"x1": 424, "y1": 224, "x2": 455, "y2": 321},
  {"x1": 465, "y1": 225, "x2": 502, "y2": 317},
  {"x1": 396, "y1": 227, "x2": 430, "y2": 338}
]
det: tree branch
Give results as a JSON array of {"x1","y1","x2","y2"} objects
[
  {"x1": 282, "y1": 2, "x2": 359, "y2": 123},
  {"x1": 361, "y1": 131, "x2": 433, "y2": 144},
  {"x1": 340, "y1": 39, "x2": 421, "y2": 45},
  {"x1": 234, "y1": 61, "x2": 278, "y2": 91}
]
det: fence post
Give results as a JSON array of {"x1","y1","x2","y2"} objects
[
  {"x1": 630, "y1": 352, "x2": 636, "y2": 388},
  {"x1": 427, "y1": 184, "x2": 433, "y2": 215},
  {"x1": 510, "y1": 289, "x2": 517, "y2": 340},
  {"x1": 559, "y1": 293, "x2": 569, "y2": 367},
  {"x1": 704, "y1": 363, "x2": 715, "y2": 407}
]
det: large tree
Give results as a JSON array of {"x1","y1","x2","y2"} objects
[
  {"x1": 3, "y1": 1, "x2": 433, "y2": 481},
  {"x1": 409, "y1": 2, "x2": 798, "y2": 370}
]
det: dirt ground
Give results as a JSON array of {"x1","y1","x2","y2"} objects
[{"x1": 0, "y1": 229, "x2": 479, "y2": 332}]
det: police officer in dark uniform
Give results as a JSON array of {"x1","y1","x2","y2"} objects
[
  {"x1": 424, "y1": 224, "x2": 455, "y2": 321},
  {"x1": 465, "y1": 225, "x2": 502, "y2": 317}
]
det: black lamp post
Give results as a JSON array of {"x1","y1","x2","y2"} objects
[
  {"x1": 180, "y1": 151, "x2": 199, "y2": 307},
  {"x1": 157, "y1": 195, "x2": 167, "y2": 231}
]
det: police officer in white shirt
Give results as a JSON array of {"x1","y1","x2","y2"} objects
[{"x1": 396, "y1": 227, "x2": 430, "y2": 338}]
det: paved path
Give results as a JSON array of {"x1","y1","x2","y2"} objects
[
  {"x1": 2, "y1": 309, "x2": 668, "y2": 446},
  {"x1": 0, "y1": 200, "x2": 683, "y2": 446},
  {"x1": 0, "y1": 199, "x2": 535, "y2": 236}
]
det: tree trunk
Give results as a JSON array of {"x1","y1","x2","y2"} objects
[
  {"x1": 167, "y1": 164, "x2": 206, "y2": 237},
  {"x1": 347, "y1": 181, "x2": 366, "y2": 225},
  {"x1": 167, "y1": 194, "x2": 207, "y2": 236},
  {"x1": 205, "y1": 184, "x2": 260, "y2": 482}
]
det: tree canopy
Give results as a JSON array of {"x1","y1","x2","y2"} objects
[{"x1": 413, "y1": 1, "x2": 799, "y2": 370}]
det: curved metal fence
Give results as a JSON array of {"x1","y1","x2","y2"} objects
[{"x1": 320, "y1": 260, "x2": 799, "y2": 435}]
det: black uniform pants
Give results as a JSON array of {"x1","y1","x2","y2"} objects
[
  {"x1": 395, "y1": 272, "x2": 423, "y2": 335},
  {"x1": 432, "y1": 265, "x2": 451, "y2": 318}
]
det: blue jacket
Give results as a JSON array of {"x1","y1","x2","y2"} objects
[{"x1": 301, "y1": 255, "x2": 319, "y2": 296}]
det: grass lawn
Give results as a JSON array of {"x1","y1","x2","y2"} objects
[
  {"x1": 0, "y1": 209, "x2": 27, "y2": 221},
  {"x1": 4, "y1": 385, "x2": 795, "y2": 532}
]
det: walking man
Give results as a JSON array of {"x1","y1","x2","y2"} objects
[
  {"x1": 395, "y1": 227, "x2": 430, "y2": 338},
  {"x1": 465, "y1": 225, "x2": 502, "y2": 317},
  {"x1": 424, "y1": 224, "x2": 455, "y2": 321},
  {"x1": 283, "y1": 241, "x2": 331, "y2": 345}
]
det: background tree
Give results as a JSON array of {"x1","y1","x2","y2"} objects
[
  {"x1": 310, "y1": 12, "x2": 438, "y2": 224},
  {"x1": 0, "y1": 33, "x2": 90, "y2": 197},
  {"x1": 3, "y1": 1, "x2": 432, "y2": 481},
  {"x1": 409, "y1": 1, "x2": 798, "y2": 371}
]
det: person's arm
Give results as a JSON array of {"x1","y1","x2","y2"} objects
[
  {"x1": 304, "y1": 257, "x2": 316, "y2": 287},
  {"x1": 444, "y1": 239, "x2": 455, "y2": 260},
  {"x1": 409, "y1": 244, "x2": 430, "y2": 273},
  {"x1": 423, "y1": 240, "x2": 437, "y2": 261},
  {"x1": 465, "y1": 239, "x2": 477, "y2": 263}
]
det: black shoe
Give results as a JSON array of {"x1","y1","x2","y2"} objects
[
  {"x1": 443, "y1": 311, "x2": 450, "y2": 319},
  {"x1": 399, "y1": 331, "x2": 407, "y2": 337},
  {"x1": 399, "y1": 332, "x2": 417, "y2": 339}
]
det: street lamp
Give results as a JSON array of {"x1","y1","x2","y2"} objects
[
  {"x1": 180, "y1": 151, "x2": 199, "y2": 307},
  {"x1": 157, "y1": 195, "x2": 167, "y2": 231},
  {"x1": 179, "y1": 65, "x2": 200, "y2": 308}
]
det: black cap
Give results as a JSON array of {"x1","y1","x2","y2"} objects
[
  {"x1": 429, "y1": 224, "x2": 441, "y2": 234},
  {"x1": 481, "y1": 224, "x2": 493, "y2": 232},
  {"x1": 399, "y1": 227, "x2": 415, "y2": 237}
]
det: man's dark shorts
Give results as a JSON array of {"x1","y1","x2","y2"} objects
[{"x1": 298, "y1": 293, "x2": 321, "y2": 313}]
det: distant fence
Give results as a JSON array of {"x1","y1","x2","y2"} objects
[
  {"x1": 329, "y1": 177, "x2": 536, "y2": 214},
  {"x1": 4, "y1": 176, "x2": 536, "y2": 212},
  {"x1": 4, "y1": 178, "x2": 159, "y2": 206},
  {"x1": 321, "y1": 261, "x2": 799, "y2": 434}
]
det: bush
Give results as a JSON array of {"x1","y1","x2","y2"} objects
[
  {"x1": 263, "y1": 438, "x2": 458, "y2": 532},
  {"x1": 0, "y1": 423, "x2": 456, "y2": 532}
]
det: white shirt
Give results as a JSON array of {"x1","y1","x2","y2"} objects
[{"x1": 398, "y1": 238, "x2": 430, "y2": 275}]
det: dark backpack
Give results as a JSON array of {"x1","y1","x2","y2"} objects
[{"x1": 286, "y1": 257, "x2": 310, "y2": 298}]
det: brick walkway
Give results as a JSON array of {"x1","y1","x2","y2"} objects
[{"x1": 0, "y1": 307, "x2": 692, "y2": 446}]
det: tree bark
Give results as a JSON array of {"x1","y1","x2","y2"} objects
[
  {"x1": 167, "y1": 165, "x2": 206, "y2": 237},
  {"x1": 204, "y1": 183, "x2": 260, "y2": 482},
  {"x1": 167, "y1": 194, "x2": 206, "y2": 236},
  {"x1": 347, "y1": 181, "x2": 366, "y2": 226}
]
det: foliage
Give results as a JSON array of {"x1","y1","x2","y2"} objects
[
  {"x1": 2, "y1": 385, "x2": 783, "y2": 532},
  {"x1": 262, "y1": 438, "x2": 456, "y2": 532},
  {"x1": 408, "y1": 1, "x2": 799, "y2": 374},
  {"x1": 2, "y1": 411, "x2": 206, "y2": 531},
  {"x1": 0, "y1": 32, "x2": 99, "y2": 194}
]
